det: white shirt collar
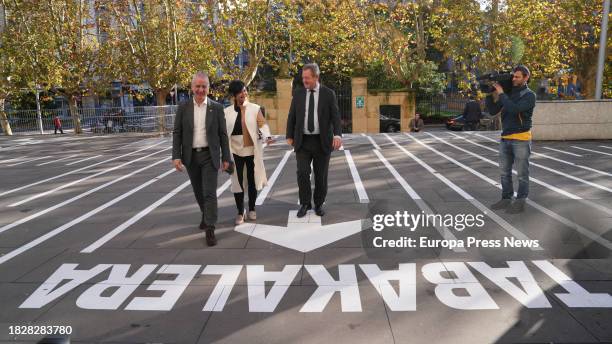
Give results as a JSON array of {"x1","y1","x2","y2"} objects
[
  {"x1": 308, "y1": 83, "x2": 320, "y2": 92},
  {"x1": 193, "y1": 97, "x2": 208, "y2": 107}
]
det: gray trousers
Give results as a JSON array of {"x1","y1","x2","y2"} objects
[{"x1": 186, "y1": 149, "x2": 218, "y2": 225}]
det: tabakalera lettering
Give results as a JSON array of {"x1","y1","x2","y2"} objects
[{"x1": 19, "y1": 261, "x2": 612, "y2": 312}]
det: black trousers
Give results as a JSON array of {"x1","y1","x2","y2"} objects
[
  {"x1": 54, "y1": 125, "x2": 63, "y2": 134},
  {"x1": 296, "y1": 134, "x2": 330, "y2": 207},
  {"x1": 464, "y1": 121, "x2": 479, "y2": 131},
  {"x1": 186, "y1": 149, "x2": 218, "y2": 225},
  {"x1": 233, "y1": 153, "x2": 257, "y2": 214}
]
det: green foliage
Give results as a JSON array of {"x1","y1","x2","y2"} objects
[
  {"x1": 364, "y1": 61, "x2": 404, "y2": 90},
  {"x1": 1, "y1": 0, "x2": 609, "y2": 105}
]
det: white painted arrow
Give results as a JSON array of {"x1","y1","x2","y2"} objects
[{"x1": 235, "y1": 210, "x2": 363, "y2": 252}]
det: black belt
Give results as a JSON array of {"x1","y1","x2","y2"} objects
[{"x1": 193, "y1": 147, "x2": 209, "y2": 152}]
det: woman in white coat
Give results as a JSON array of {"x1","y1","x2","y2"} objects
[{"x1": 225, "y1": 80, "x2": 274, "y2": 225}]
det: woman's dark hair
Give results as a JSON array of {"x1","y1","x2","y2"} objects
[{"x1": 228, "y1": 80, "x2": 246, "y2": 97}]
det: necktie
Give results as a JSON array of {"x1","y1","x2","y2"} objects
[{"x1": 308, "y1": 89, "x2": 315, "y2": 133}]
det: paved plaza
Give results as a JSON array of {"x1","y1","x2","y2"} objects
[{"x1": 0, "y1": 131, "x2": 611, "y2": 343}]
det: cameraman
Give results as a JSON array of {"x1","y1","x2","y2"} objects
[{"x1": 486, "y1": 65, "x2": 536, "y2": 214}]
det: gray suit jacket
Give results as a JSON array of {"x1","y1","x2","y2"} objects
[{"x1": 172, "y1": 97, "x2": 231, "y2": 169}]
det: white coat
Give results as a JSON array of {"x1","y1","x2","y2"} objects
[{"x1": 224, "y1": 101, "x2": 270, "y2": 194}]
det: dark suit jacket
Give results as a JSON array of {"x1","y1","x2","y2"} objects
[
  {"x1": 286, "y1": 85, "x2": 342, "y2": 154},
  {"x1": 172, "y1": 97, "x2": 230, "y2": 169}
]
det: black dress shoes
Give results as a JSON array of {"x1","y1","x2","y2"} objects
[
  {"x1": 314, "y1": 205, "x2": 325, "y2": 217},
  {"x1": 297, "y1": 204, "x2": 312, "y2": 218},
  {"x1": 205, "y1": 226, "x2": 217, "y2": 246}
]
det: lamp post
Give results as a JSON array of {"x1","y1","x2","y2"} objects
[{"x1": 595, "y1": 0, "x2": 610, "y2": 100}]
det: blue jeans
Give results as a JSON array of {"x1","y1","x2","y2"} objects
[{"x1": 499, "y1": 139, "x2": 531, "y2": 199}]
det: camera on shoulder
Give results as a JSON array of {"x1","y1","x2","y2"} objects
[{"x1": 477, "y1": 71, "x2": 513, "y2": 94}]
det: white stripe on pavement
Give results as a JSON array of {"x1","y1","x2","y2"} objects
[
  {"x1": 216, "y1": 179, "x2": 231, "y2": 197},
  {"x1": 445, "y1": 133, "x2": 579, "y2": 199},
  {"x1": 0, "y1": 157, "x2": 29, "y2": 164},
  {"x1": 373, "y1": 149, "x2": 421, "y2": 200},
  {"x1": 542, "y1": 147, "x2": 582, "y2": 157},
  {"x1": 470, "y1": 133, "x2": 611, "y2": 176},
  {"x1": 0, "y1": 169, "x2": 176, "y2": 266},
  {"x1": 372, "y1": 148, "x2": 464, "y2": 251},
  {"x1": 9, "y1": 147, "x2": 171, "y2": 207},
  {"x1": 81, "y1": 178, "x2": 231, "y2": 253},
  {"x1": 36, "y1": 154, "x2": 79, "y2": 166},
  {"x1": 385, "y1": 133, "x2": 542, "y2": 250},
  {"x1": 6, "y1": 156, "x2": 51, "y2": 167},
  {"x1": 423, "y1": 133, "x2": 612, "y2": 251},
  {"x1": 344, "y1": 150, "x2": 369, "y2": 203},
  {"x1": 0, "y1": 141, "x2": 167, "y2": 197},
  {"x1": 531, "y1": 151, "x2": 612, "y2": 178},
  {"x1": 600, "y1": 146, "x2": 612, "y2": 150},
  {"x1": 446, "y1": 132, "x2": 612, "y2": 216},
  {"x1": 465, "y1": 133, "x2": 612, "y2": 193},
  {"x1": 470, "y1": 132, "x2": 499, "y2": 143},
  {"x1": 256, "y1": 150, "x2": 292, "y2": 206},
  {"x1": 361, "y1": 133, "x2": 381, "y2": 150},
  {"x1": 0, "y1": 157, "x2": 170, "y2": 235},
  {"x1": 571, "y1": 146, "x2": 612, "y2": 157},
  {"x1": 65, "y1": 155, "x2": 102, "y2": 166}
]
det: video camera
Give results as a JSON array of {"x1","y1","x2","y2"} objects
[{"x1": 477, "y1": 71, "x2": 513, "y2": 94}]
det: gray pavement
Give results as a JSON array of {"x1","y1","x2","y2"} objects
[{"x1": 0, "y1": 130, "x2": 611, "y2": 343}]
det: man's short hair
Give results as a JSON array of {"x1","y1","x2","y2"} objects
[
  {"x1": 513, "y1": 65, "x2": 530, "y2": 78},
  {"x1": 192, "y1": 71, "x2": 209, "y2": 84},
  {"x1": 302, "y1": 63, "x2": 320, "y2": 77}
]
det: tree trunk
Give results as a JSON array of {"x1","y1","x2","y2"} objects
[
  {"x1": 576, "y1": 47, "x2": 599, "y2": 99},
  {"x1": 155, "y1": 89, "x2": 169, "y2": 133},
  {"x1": 484, "y1": 0, "x2": 499, "y2": 70},
  {"x1": 69, "y1": 96, "x2": 82, "y2": 134},
  {"x1": 0, "y1": 98, "x2": 13, "y2": 136}
]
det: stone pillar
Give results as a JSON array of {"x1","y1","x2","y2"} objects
[
  {"x1": 365, "y1": 93, "x2": 381, "y2": 133},
  {"x1": 401, "y1": 92, "x2": 416, "y2": 132},
  {"x1": 351, "y1": 77, "x2": 368, "y2": 133},
  {"x1": 275, "y1": 78, "x2": 293, "y2": 135}
]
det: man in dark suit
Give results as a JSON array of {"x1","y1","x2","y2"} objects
[
  {"x1": 286, "y1": 63, "x2": 342, "y2": 218},
  {"x1": 462, "y1": 94, "x2": 482, "y2": 131},
  {"x1": 172, "y1": 72, "x2": 231, "y2": 246}
]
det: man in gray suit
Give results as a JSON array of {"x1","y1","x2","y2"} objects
[{"x1": 172, "y1": 72, "x2": 231, "y2": 246}]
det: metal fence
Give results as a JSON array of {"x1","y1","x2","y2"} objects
[
  {"x1": 0, "y1": 105, "x2": 177, "y2": 135},
  {"x1": 416, "y1": 93, "x2": 485, "y2": 123},
  {"x1": 335, "y1": 82, "x2": 353, "y2": 133}
]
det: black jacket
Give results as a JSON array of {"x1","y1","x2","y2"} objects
[
  {"x1": 172, "y1": 97, "x2": 231, "y2": 169},
  {"x1": 486, "y1": 85, "x2": 536, "y2": 136},
  {"x1": 286, "y1": 85, "x2": 342, "y2": 154},
  {"x1": 462, "y1": 100, "x2": 482, "y2": 122}
]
